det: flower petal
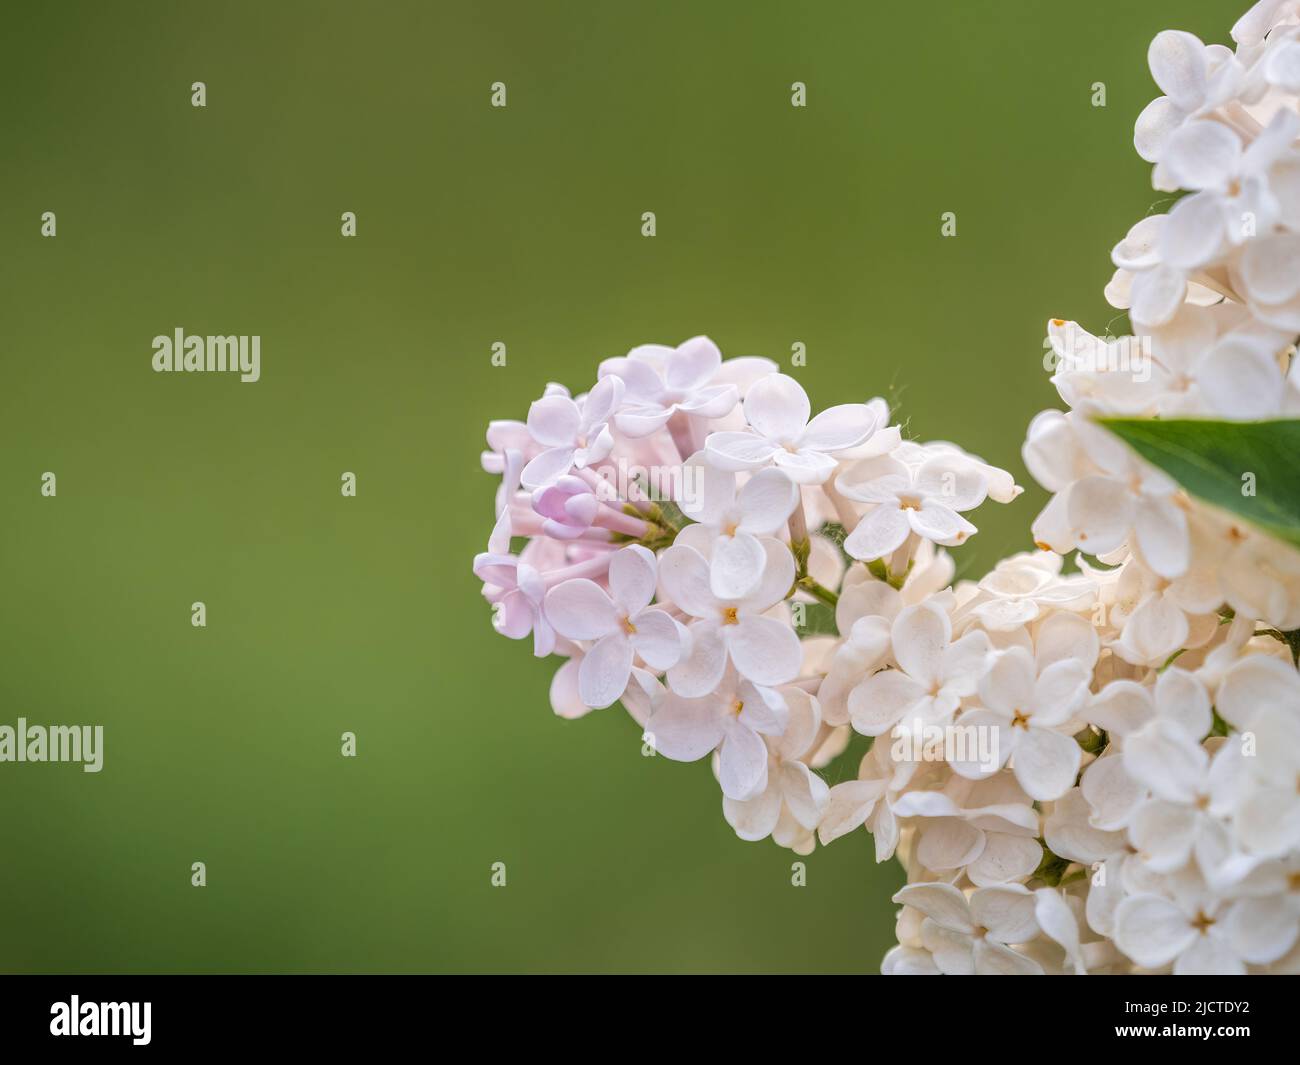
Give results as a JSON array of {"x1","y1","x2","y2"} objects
[
  {"x1": 1134, "y1": 495, "x2": 1190, "y2": 578},
  {"x1": 968, "y1": 838, "x2": 1043, "y2": 889},
  {"x1": 1134, "y1": 96, "x2": 1186, "y2": 163},
  {"x1": 1172, "y1": 934, "x2": 1245, "y2": 976},
  {"x1": 1080, "y1": 756, "x2": 1143, "y2": 833},
  {"x1": 703, "y1": 430, "x2": 777, "y2": 472},
  {"x1": 892, "y1": 882, "x2": 973, "y2": 934},
  {"x1": 973, "y1": 939, "x2": 1043, "y2": 975},
  {"x1": 736, "y1": 467, "x2": 799, "y2": 534},
  {"x1": 1031, "y1": 659, "x2": 1092, "y2": 726},
  {"x1": 1216, "y1": 654, "x2": 1300, "y2": 730},
  {"x1": 657, "y1": 544, "x2": 717, "y2": 619},
  {"x1": 710, "y1": 531, "x2": 767, "y2": 600},
  {"x1": 843, "y1": 504, "x2": 910, "y2": 561},
  {"x1": 737, "y1": 538, "x2": 797, "y2": 612},
  {"x1": 526, "y1": 393, "x2": 580, "y2": 447},
  {"x1": 818, "y1": 778, "x2": 884, "y2": 845},
  {"x1": 979, "y1": 646, "x2": 1035, "y2": 717},
  {"x1": 1128, "y1": 799, "x2": 1197, "y2": 873},
  {"x1": 578, "y1": 633, "x2": 635, "y2": 709},
  {"x1": 907, "y1": 500, "x2": 976, "y2": 546},
  {"x1": 1161, "y1": 119, "x2": 1241, "y2": 191},
  {"x1": 718, "y1": 719, "x2": 769, "y2": 800},
  {"x1": 1067, "y1": 476, "x2": 1134, "y2": 556},
  {"x1": 1225, "y1": 896, "x2": 1300, "y2": 965},
  {"x1": 772, "y1": 447, "x2": 839, "y2": 484},
  {"x1": 666, "y1": 621, "x2": 728, "y2": 697},
  {"x1": 723, "y1": 784, "x2": 782, "y2": 841},
  {"x1": 743, "y1": 372, "x2": 810, "y2": 443},
  {"x1": 915, "y1": 456, "x2": 988, "y2": 511},
  {"x1": 1197, "y1": 333, "x2": 1286, "y2": 420},
  {"x1": 1241, "y1": 231, "x2": 1300, "y2": 304},
  {"x1": 1159, "y1": 190, "x2": 1227, "y2": 269},
  {"x1": 892, "y1": 603, "x2": 952, "y2": 688},
  {"x1": 1129, "y1": 264, "x2": 1187, "y2": 327},
  {"x1": 1148, "y1": 30, "x2": 1207, "y2": 111},
  {"x1": 728, "y1": 615, "x2": 802, "y2": 688},
  {"x1": 1153, "y1": 666, "x2": 1211, "y2": 742},
  {"x1": 664, "y1": 335, "x2": 722, "y2": 392},
  {"x1": 579, "y1": 375, "x2": 624, "y2": 431},
  {"x1": 609, "y1": 544, "x2": 658, "y2": 615},
  {"x1": 779, "y1": 761, "x2": 830, "y2": 829},
  {"x1": 1115, "y1": 894, "x2": 1196, "y2": 968},
  {"x1": 628, "y1": 608, "x2": 682, "y2": 671},
  {"x1": 645, "y1": 690, "x2": 724, "y2": 762},
  {"x1": 1034, "y1": 888, "x2": 1086, "y2": 974},
  {"x1": 1122, "y1": 720, "x2": 1208, "y2": 802},
  {"x1": 543, "y1": 578, "x2": 617, "y2": 640},
  {"x1": 799, "y1": 403, "x2": 877, "y2": 452},
  {"x1": 1011, "y1": 726, "x2": 1080, "y2": 801},
  {"x1": 848, "y1": 670, "x2": 926, "y2": 736},
  {"x1": 738, "y1": 680, "x2": 789, "y2": 737},
  {"x1": 1087, "y1": 680, "x2": 1155, "y2": 737},
  {"x1": 917, "y1": 818, "x2": 986, "y2": 871},
  {"x1": 520, "y1": 446, "x2": 576, "y2": 488}
]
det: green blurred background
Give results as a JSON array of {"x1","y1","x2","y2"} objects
[{"x1": 0, "y1": 0, "x2": 1231, "y2": 973}]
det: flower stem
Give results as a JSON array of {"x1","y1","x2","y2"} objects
[{"x1": 796, "y1": 575, "x2": 839, "y2": 608}]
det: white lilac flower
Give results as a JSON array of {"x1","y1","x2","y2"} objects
[
  {"x1": 1115, "y1": 889, "x2": 1252, "y2": 974},
  {"x1": 520, "y1": 375, "x2": 625, "y2": 488},
  {"x1": 846, "y1": 602, "x2": 991, "y2": 737},
  {"x1": 954, "y1": 619, "x2": 1096, "y2": 801},
  {"x1": 646, "y1": 667, "x2": 788, "y2": 801},
  {"x1": 1221, "y1": 533, "x2": 1300, "y2": 628},
  {"x1": 958, "y1": 550, "x2": 1095, "y2": 632},
  {"x1": 817, "y1": 758, "x2": 891, "y2": 852},
  {"x1": 817, "y1": 544, "x2": 955, "y2": 726},
  {"x1": 892, "y1": 882, "x2": 1045, "y2": 975},
  {"x1": 705, "y1": 373, "x2": 884, "y2": 484},
  {"x1": 1045, "y1": 319, "x2": 1162, "y2": 415},
  {"x1": 1222, "y1": 856, "x2": 1300, "y2": 964},
  {"x1": 675, "y1": 458, "x2": 799, "y2": 599},
  {"x1": 1157, "y1": 112, "x2": 1299, "y2": 264},
  {"x1": 1087, "y1": 665, "x2": 1213, "y2": 741},
  {"x1": 597, "y1": 336, "x2": 774, "y2": 439},
  {"x1": 1134, "y1": 31, "x2": 1244, "y2": 168},
  {"x1": 1240, "y1": 230, "x2": 1300, "y2": 331},
  {"x1": 722, "y1": 687, "x2": 829, "y2": 853},
  {"x1": 890, "y1": 783, "x2": 1042, "y2": 887},
  {"x1": 835, "y1": 451, "x2": 991, "y2": 561},
  {"x1": 1023, "y1": 410, "x2": 1206, "y2": 585},
  {"x1": 657, "y1": 539, "x2": 802, "y2": 695},
  {"x1": 1044, "y1": 788, "x2": 1127, "y2": 867},
  {"x1": 1216, "y1": 652, "x2": 1300, "y2": 730},
  {"x1": 544, "y1": 545, "x2": 684, "y2": 708},
  {"x1": 473, "y1": 509, "x2": 558, "y2": 657}
]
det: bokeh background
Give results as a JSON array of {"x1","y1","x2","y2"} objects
[{"x1": 0, "y1": 0, "x2": 1231, "y2": 973}]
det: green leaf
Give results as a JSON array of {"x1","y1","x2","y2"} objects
[{"x1": 1098, "y1": 417, "x2": 1300, "y2": 549}]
